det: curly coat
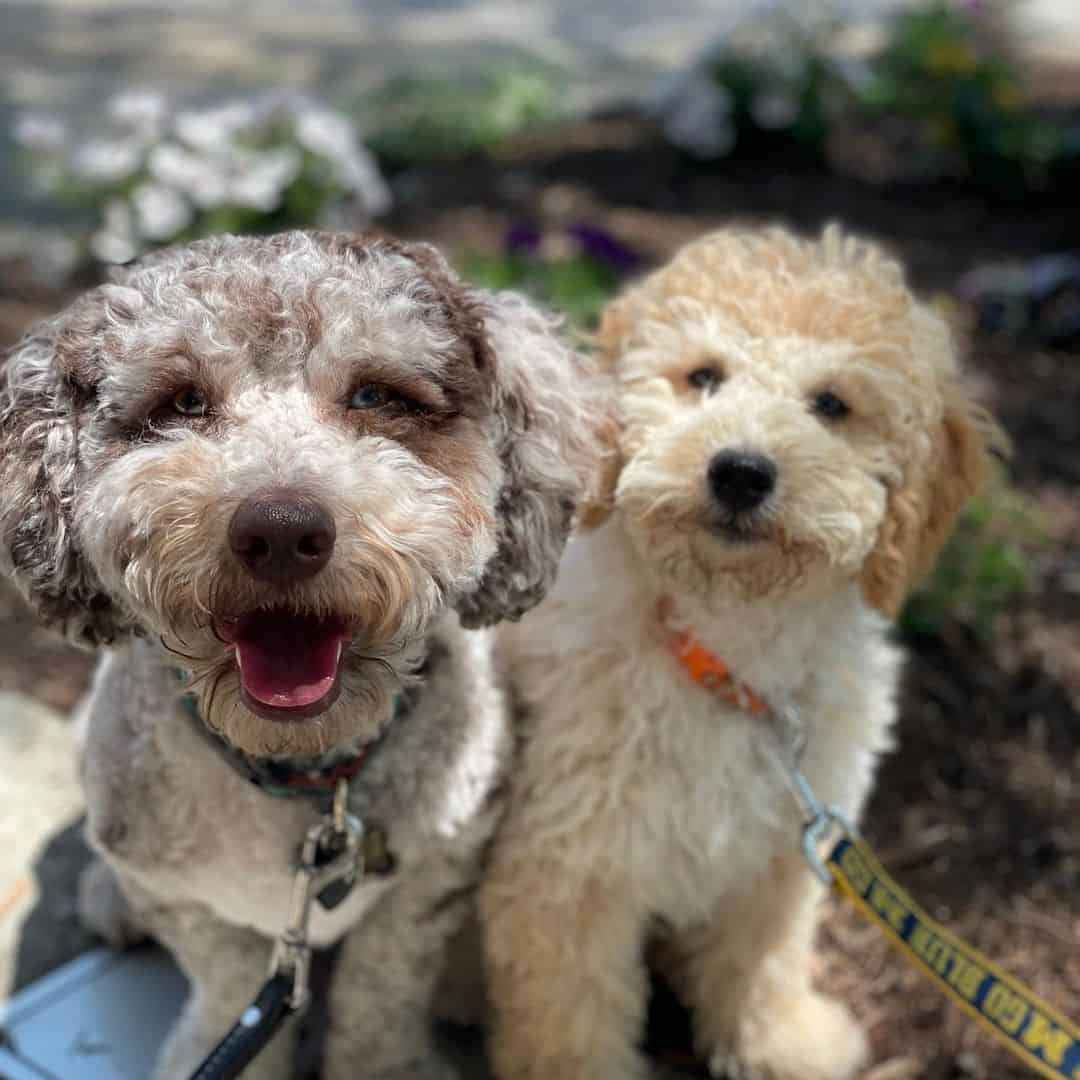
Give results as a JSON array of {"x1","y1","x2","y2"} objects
[
  {"x1": 482, "y1": 225, "x2": 1004, "y2": 1080},
  {"x1": 0, "y1": 229, "x2": 602, "y2": 1079}
]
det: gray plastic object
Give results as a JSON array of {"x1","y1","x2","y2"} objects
[{"x1": 0, "y1": 946, "x2": 187, "y2": 1079}]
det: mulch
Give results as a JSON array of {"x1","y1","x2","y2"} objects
[{"x1": 2, "y1": 115, "x2": 1077, "y2": 1079}]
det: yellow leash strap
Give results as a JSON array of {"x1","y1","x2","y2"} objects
[
  {"x1": 826, "y1": 828, "x2": 1080, "y2": 1080},
  {"x1": 764, "y1": 735, "x2": 1079, "y2": 1080}
]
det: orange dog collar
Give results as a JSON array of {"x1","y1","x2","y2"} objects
[{"x1": 659, "y1": 598, "x2": 770, "y2": 716}]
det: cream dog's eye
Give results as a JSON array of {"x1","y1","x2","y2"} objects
[
  {"x1": 173, "y1": 387, "x2": 208, "y2": 417},
  {"x1": 687, "y1": 366, "x2": 724, "y2": 393},
  {"x1": 349, "y1": 384, "x2": 399, "y2": 410},
  {"x1": 812, "y1": 390, "x2": 851, "y2": 420}
]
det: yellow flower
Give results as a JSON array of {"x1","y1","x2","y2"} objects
[
  {"x1": 925, "y1": 41, "x2": 978, "y2": 76},
  {"x1": 928, "y1": 114, "x2": 958, "y2": 146},
  {"x1": 992, "y1": 81, "x2": 1023, "y2": 111}
]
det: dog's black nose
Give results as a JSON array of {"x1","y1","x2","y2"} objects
[
  {"x1": 707, "y1": 451, "x2": 777, "y2": 514},
  {"x1": 228, "y1": 492, "x2": 336, "y2": 583}
]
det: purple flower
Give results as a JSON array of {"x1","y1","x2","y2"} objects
[
  {"x1": 566, "y1": 223, "x2": 639, "y2": 273},
  {"x1": 505, "y1": 223, "x2": 541, "y2": 256}
]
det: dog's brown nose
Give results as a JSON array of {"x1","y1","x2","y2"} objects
[
  {"x1": 228, "y1": 492, "x2": 336, "y2": 583},
  {"x1": 708, "y1": 451, "x2": 777, "y2": 514}
]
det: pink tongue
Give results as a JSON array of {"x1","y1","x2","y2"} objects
[{"x1": 234, "y1": 612, "x2": 346, "y2": 709}]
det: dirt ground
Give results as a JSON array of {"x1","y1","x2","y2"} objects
[{"x1": 1, "y1": 117, "x2": 1077, "y2": 1079}]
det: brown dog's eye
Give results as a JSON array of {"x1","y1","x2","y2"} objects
[
  {"x1": 173, "y1": 387, "x2": 209, "y2": 417},
  {"x1": 687, "y1": 366, "x2": 724, "y2": 394},
  {"x1": 812, "y1": 390, "x2": 851, "y2": 420},
  {"x1": 349, "y1": 384, "x2": 404, "y2": 411}
]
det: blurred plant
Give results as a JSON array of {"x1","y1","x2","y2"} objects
[
  {"x1": 460, "y1": 223, "x2": 636, "y2": 327},
  {"x1": 653, "y1": 3, "x2": 849, "y2": 159},
  {"x1": 901, "y1": 476, "x2": 1042, "y2": 639},
  {"x1": 365, "y1": 62, "x2": 563, "y2": 165},
  {"x1": 838, "y1": 1, "x2": 1063, "y2": 189},
  {"x1": 656, "y1": 0, "x2": 1071, "y2": 192},
  {"x1": 13, "y1": 89, "x2": 390, "y2": 265}
]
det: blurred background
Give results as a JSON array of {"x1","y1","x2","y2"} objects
[{"x1": 0, "y1": 1, "x2": 1077, "y2": 1078}]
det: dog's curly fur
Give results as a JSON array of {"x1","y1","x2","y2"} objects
[
  {"x1": 482, "y1": 226, "x2": 1005, "y2": 1080},
  {"x1": 0, "y1": 229, "x2": 601, "y2": 1079}
]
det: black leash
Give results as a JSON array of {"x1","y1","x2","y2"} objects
[
  {"x1": 189, "y1": 974, "x2": 296, "y2": 1080},
  {"x1": 186, "y1": 780, "x2": 370, "y2": 1080}
]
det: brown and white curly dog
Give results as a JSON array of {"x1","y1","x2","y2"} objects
[
  {"x1": 482, "y1": 225, "x2": 1004, "y2": 1080},
  {"x1": 0, "y1": 230, "x2": 601, "y2": 1079}
]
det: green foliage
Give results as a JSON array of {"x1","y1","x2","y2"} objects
[
  {"x1": 460, "y1": 250, "x2": 621, "y2": 329},
  {"x1": 365, "y1": 63, "x2": 563, "y2": 165},
  {"x1": 662, "y1": 1, "x2": 1072, "y2": 192},
  {"x1": 901, "y1": 479, "x2": 1041, "y2": 639},
  {"x1": 854, "y1": 2, "x2": 1062, "y2": 188}
]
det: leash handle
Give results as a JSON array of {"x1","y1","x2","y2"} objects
[
  {"x1": 768, "y1": 728, "x2": 1080, "y2": 1080},
  {"x1": 188, "y1": 973, "x2": 295, "y2": 1080},
  {"x1": 826, "y1": 830, "x2": 1080, "y2": 1080}
]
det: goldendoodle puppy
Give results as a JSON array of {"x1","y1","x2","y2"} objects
[
  {"x1": 482, "y1": 225, "x2": 1004, "y2": 1080},
  {"x1": 0, "y1": 230, "x2": 601, "y2": 1079}
]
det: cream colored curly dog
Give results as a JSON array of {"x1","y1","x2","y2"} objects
[
  {"x1": 0, "y1": 230, "x2": 601, "y2": 1079},
  {"x1": 482, "y1": 226, "x2": 1004, "y2": 1080}
]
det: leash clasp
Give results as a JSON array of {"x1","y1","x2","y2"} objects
[
  {"x1": 767, "y1": 705, "x2": 850, "y2": 885},
  {"x1": 268, "y1": 780, "x2": 364, "y2": 1010}
]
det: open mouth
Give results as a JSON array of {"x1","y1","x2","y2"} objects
[{"x1": 218, "y1": 610, "x2": 349, "y2": 721}]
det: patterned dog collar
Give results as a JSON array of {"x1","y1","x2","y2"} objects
[{"x1": 177, "y1": 681, "x2": 407, "y2": 804}]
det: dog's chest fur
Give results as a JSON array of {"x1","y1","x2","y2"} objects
[
  {"x1": 502, "y1": 523, "x2": 900, "y2": 928},
  {"x1": 79, "y1": 618, "x2": 507, "y2": 947}
]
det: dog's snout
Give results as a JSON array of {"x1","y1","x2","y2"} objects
[
  {"x1": 228, "y1": 492, "x2": 336, "y2": 583},
  {"x1": 707, "y1": 451, "x2": 777, "y2": 514}
]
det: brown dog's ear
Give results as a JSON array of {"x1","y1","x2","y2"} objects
[
  {"x1": 312, "y1": 229, "x2": 610, "y2": 624},
  {"x1": 861, "y1": 386, "x2": 1005, "y2": 618},
  {"x1": 0, "y1": 295, "x2": 135, "y2": 646},
  {"x1": 455, "y1": 291, "x2": 608, "y2": 628}
]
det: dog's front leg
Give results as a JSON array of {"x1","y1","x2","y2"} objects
[
  {"x1": 137, "y1": 900, "x2": 299, "y2": 1080},
  {"x1": 483, "y1": 857, "x2": 653, "y2": 1080},
  {"x1": 323, "y1": 859, "x2": 474, "y2": 1080},
  {"x1": 661, "y1": 855, "x2": 866, "y2": 1080}
]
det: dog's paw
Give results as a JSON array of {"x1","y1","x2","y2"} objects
[
  {"x1": 77, "y1": 859, "x2": 146, "y2": 948},
  {"x1": 709, "y1": 991, "x2": 867, "y2": 1080}
]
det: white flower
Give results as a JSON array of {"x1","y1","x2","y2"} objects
[
  {"x1": 751, "y1": 91, "x2": 801, "y2": 130},
  {"x1": 131, "y1": 182, "x2": 192, "y2": 241},
  {"x1": 174, "y1": 101, "x2": 256, "y2": 153},
  {"x1": 660, "y1": 71, "x2": 736, "y2": 159},
  {"x1": 13, "y1": 112, "x2": 67, "y2": 152},
  {"x1": 336, "y1": 147, "x2": 392, "y2": 216},
  {"x1": 107, "y1": 90, "x2": 168, "y2": 140},
  {"x1": 228, "y1": 147, "x2": 302, "y2": 211},
  {"x1": 91, "y1": 199, "x2": 139, "y2": 264},
  {"x1": 148, "y1": 142, "x2": 229, "y2": 209},
  {"x1": 71, "y1": 137, "x2": 144, "y2": 183},
  {"x1": 295, "y1": 106, "x2": 355, "y2": 163}
]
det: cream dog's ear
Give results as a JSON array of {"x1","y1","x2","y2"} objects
[
  {"x1": 861, "y1": 384, "x2": 1005, "y2": 618},
  {"x1": 570, "y1": 296, "x2": 642, "y2": 530}
]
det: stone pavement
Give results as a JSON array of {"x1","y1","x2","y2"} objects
[
  {"x1": 2, "y1": 0, "x2": 1076, "y2": 115},
  {"x1": 0, "y1": 692, "x2": 83, "y2": 998}
]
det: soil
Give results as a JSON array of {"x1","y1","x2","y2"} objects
[{"x1": 2, "y1": 115, "x2": 1077, "y2": 1079}]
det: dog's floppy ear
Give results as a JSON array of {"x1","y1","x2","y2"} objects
[
  {"x1": 312, "y1": 230, "x2": 608, "y2": 625},
  {"x1": 0, "y1": 293, "x2": 135, "y2": 646},
  {"x1": 456, "y1": 290, "x2": 608, "y2": 627},
  {"x1": 861, "y1": 383, "x2": 1005, "y2": 619}
]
